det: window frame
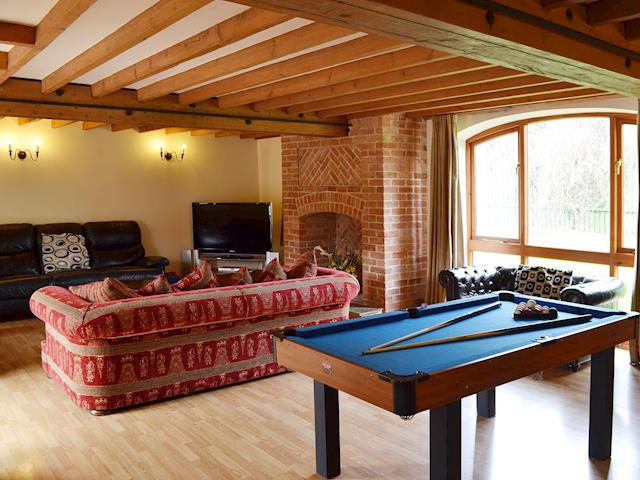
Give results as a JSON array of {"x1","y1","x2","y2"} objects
[{"x1": 466, "y1": 112, "x2": 637, "y2": 274}]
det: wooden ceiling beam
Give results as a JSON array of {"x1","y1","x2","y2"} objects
[
  {"x1": 251, "y1": 56, "x2": 488, "y2": 112},
  {"x1": 406, "y1": 90, "x2": 615, "y2": 118},
  {"x1": 221, "y1": 47, "x2": 453, "y2": 110},
  {"x1": 137, "y1": 22, "x2": 355, "y2": 102},
  {"x1": 110, "y1": 124, "x2": 136, "y2": 132},
  {"x1": 316, "y1": 74, "x2": 560, "y2": 118},
  {"x1": 0, "y1": 52, "x2": 7, "y2": 71},
  {"x1": 287, "y1": 65, "x2": 524, "y2": 114},
  {"x1": 625, "y1": 19, "x2": 640, "y2": 40},
  {"x1": 41, "y1": 0, "x2": 212, "y2": 94},
  {"x1": 82, "y1": 121, "x2": 107, "y2": 130},
  {"x1": 91, "y1": 8, "x2": 290, "y2": 98},
  {"x1": 0, "y1": 0, "x2": 96, "y2": 86},
  {"x1": 165, "y1": 128, "x2": 191, "y2": 135},
  {"x1": 214, "y1": 131, "x2": 243, "y2": 137},
  {"x1": 0, "y1": 78, "x2": 347, "y2": 136},
  {"x1": 178, "y1": 35, "x2": 403, "y2": 105},
  {"x1": 540, "y1": 0, "x2": 591, "y2": 9},
  {"x1": 190, "y1": 129, "x2": 217, "y2": 136},
  {"x1": 18, "y1": 117, "x2": 39, "y2": 125},
  {"x1": 0, "y1": 22, "x2": 36, "y2": 46},
  {"x1": 51, "y1": 119, "x2": 76, "y2": 128},
  {"x1": 231, "y1": 0, "x2": 640, "y2": 96},
  {"x1": 587, "y1": 1, "x2": 640, "y2": 26},
  {"x1": 137, "y1": 126, "x2": 163, "y2": 133}
]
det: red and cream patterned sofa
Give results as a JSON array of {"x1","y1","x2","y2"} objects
[{"x1": 30, "y1": 267, "x2": 359, "y2": 414}]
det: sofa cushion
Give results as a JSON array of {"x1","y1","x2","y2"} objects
[
  {"x1": 0, "y1": 224, "x2": 40, "y2": 276},
  {"x1": 70, "y1": 277, "x2": 139, "y2": 303},
  {"x1": 138, "y1": 274, "x2": 171, "y2": 296},
  {"x1": 40, "y1": 233, "x2": 90, "y2": 273},
  {"x1": 83, "y1": 221, "x2": 145, "y2": 269},
  {"x1": 172, "y1": 261, "x2": 216, "y2": 291},
  {"x1": 230, "y1": 266, "x2": 253, "y2": 285},
  {"x1": 514, "y1": 266, "x2": 573, "y2": 300},
  {"x1": 285, "y1": 252, "x2": 318, "y2": 279},
  {"x1": 0, "y1": 274, "x2": 51, "y2": 300},
  {"x1": 255, "y1": 258, "x2": 286, "y2": 283},
  {"x1": 50, "y1": 270, "x2": 109, "y2": 288}
]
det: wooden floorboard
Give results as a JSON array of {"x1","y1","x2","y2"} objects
[{"x1": 1, "y1": 318, "x2": 639, "y2": 479}]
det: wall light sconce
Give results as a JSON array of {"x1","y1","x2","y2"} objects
[
  {"x1": 159, "y1": 143, "x2": 186, "y2": 161},
  {"x1": 8, "y1": 141, "x2": 40, "y2": 161}
]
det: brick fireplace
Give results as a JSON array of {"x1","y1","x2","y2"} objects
[{"x1": 282, "y1": 113, "x2": 429, "y2": 311}]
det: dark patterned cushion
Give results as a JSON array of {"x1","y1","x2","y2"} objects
[
  {"x1": 514, "y1": 266, "x2": 572, "y2": 300},
  {"x1": 138, "y1": 274, "x2": 171, "y2": 296},
  {"x1": 41, "y1": 233, "x2": 90, "y2": 273}
]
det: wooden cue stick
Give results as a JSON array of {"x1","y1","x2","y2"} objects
[
  {"x1": 362, "y1": 314, "x2": 592, "y2": 355},
  {"x1": 366, "y1": 301, "x2": 502, "y2": 352}
]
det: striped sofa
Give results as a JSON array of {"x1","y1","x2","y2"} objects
[{"x1": 30, "y1": 267, "x2": 360, "y2": 414}]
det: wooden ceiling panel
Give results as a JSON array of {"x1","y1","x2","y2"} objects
[{"x1": 136, "y1": 22, "x2": 355, "y2": 102}]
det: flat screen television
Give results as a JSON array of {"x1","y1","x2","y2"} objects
[{"x1": 192, "y1": 202, "x2": 272, "y2": 254}]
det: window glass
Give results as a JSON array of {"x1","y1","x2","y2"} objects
[
  {"x1": 471, "y1": 251, "x2": 520, "y2": 267},
  {"x1": 622, "y1": 123, "x2": 638, "y2": 250},
  {"x1": 473, "y1": 131, "x2": 519, "y2": 239},
  {"x1": 526, "y1": 117, "x2": 610, "y2": 252},
  {"x1": 527, "y1": 257, "x2": 610, "y2": 277},
  {"x1": 616, "y1": 267, "x2": 635, "y2": 311}
]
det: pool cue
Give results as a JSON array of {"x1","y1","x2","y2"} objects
[
  {"x1": 366, "y1": 301, "x2": 502, "y2": 353},
  {"x1": 362, "y1": 314, "x2": 592, "y2": 355}
]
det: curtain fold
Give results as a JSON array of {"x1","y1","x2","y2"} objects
[
  {"x1": 631, "y1": 100, "x2": 640, "y2": 365},
  {"x1": 425, "y1": 114, "x2": 464, "y2": 304}
]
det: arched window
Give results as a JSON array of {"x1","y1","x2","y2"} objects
[{"x1": 466, "y1": 113, "x2": 638, "y2": 308}]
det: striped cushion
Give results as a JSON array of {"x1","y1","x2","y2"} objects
[
  {"x1": 70, "y1": 278, "x2": 139, "y2": 303},
  {"x1": 259, "y1": 259, "x2": 286, "y2": 283},
  {"x1": 138, "y1": 274, "x2": 171, "y2": 296},
  {"x1": 285, "y1": 252, "x2": 318, "y2": 279},
  {"x1": 172, "y1": 261, "x2": 215, "y2": 292}
]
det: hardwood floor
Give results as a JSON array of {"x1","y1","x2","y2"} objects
[{"x1": 1, "y1": 319, "x2": 639, "y2": 480}]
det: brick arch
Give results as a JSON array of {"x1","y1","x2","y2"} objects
[{"x1": 295, "y1": 192, "x2": 364, "y2": 221}]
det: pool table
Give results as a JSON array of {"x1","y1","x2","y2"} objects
[{"x1": 272, "y1": 291, "x2": 638, "y2": 480}]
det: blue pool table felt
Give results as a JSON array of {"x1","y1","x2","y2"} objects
[{"x1": 287, "y1": 292, "x2": 631, "y2": 377}]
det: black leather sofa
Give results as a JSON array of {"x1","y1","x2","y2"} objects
[
  {"x1": 0, "y1": 221, "x2": 169, "y2": 320},
  {"x1": 438, "y1": 265, "x2": 624, "y2": 306}
]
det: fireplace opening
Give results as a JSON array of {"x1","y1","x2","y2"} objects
[{"x1": 300, "y1": 212, "x2": 362, "y2": 280}]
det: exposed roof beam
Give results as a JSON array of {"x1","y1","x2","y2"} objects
[
  {"x1": 287, "y1": 65, "x2": 523, "y2": 114},
  {"x1": 231, "y1": 0, "x2": 640, "y2": 96},
  {"x1": 0, "y1": 22, "x2": 36, "y2": 46},
  {"x1": 82, "y1": 121, "x2": 107, "y2": 130},
  {"x1": 215, "y1": 131, "x2": 243, "y2": 137},
  {"x1": 625, "y1": 19, "x2": 640, "y2": 40},
  {"x1": 41, "y1": 0, "x2": 212, "y2": 94},
  {"x1": 110, "y1": 124, "x2": 136, "y2": 132},
  {"x1": 220, "y1": 47, "x2": 452, "y2": 109},
  {"x1": 540, "y1": 0, "x2": 591, "y2": 9},
  {"x1": 178, "y1": 35, "x2": 403, "y2": 105},
  {"x1": 137, "y1": 22, "x2": 354, "y2": 102},
  {"x1": 0, "y1": 52, "x2": 7, "y2": 71},
  {"x1": 588, "y1": 1, "x2": 640, "y2": 26},
  {"x1": 0, "y1": 78, "x2": 347, "y2": 136},
  {"x1": 165, "y1": 128, "x2": 191, "y2": 135},
  {"x1": 91, "y1": 8, "x2": 290, "y2": 98},
  {"x1": 250, "y1": 57, "x2": 487, "y2": 112},
  {"x1": 18, "y1": 117, "x2": 39, "y2": 125},
  {"x1": 51, "y1": 119, "x2": 76, "y2": 128},
  {"x1": 320, "y1": 79, "x2": 575, "y2": 118},
  {"x1": 406, "y1": 90, "x2": 615, "y2": 118},
  {"x1": 137, "y1": 126, "x2": 163, "y2": 133},
  {"x1": 190, "y1": 129, "x2": 217, "y2": 136},
  {"x1": 0, "y1": 0, "x2": 96, "y2": 85}
]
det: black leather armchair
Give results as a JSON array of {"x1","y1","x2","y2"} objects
[
  {"x1": 438, "y1": 265, "x2": 624, "y2": 307},
  {"x1": 0, "y1": 221, "x2": 169, "y2": 320}
]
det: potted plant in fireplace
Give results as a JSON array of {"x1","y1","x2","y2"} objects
[{"x1": 314, "y1": 246, "x2": 361, "y2": 279}]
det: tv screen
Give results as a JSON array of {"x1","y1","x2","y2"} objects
[{"x1": 192, "y1": 202, "x2": 272, "y2": 254}]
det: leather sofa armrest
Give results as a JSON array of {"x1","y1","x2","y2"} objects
[
  {"x1": 438, "y1": 266, "x2": 502, "y2": 301},
  {"x1": 136, "y1": 256, "x2": 170, "y2": 270},
  {"x1": 560, "y1": 277, "x2": 624, "y2": 306}
]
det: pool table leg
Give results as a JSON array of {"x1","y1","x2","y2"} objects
[
  {"x1": 588, "y1": 347, "x2": 615, "y2": 460},
  {"x1": 314, "y1": 380, "x2": 341, "y2": 478},
  {"x1": 476, "y1": 388, "x2": 496, "y2": 418},
  {"x1": 430, "y1": 399, "x2": 462, "y2": 480}
]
